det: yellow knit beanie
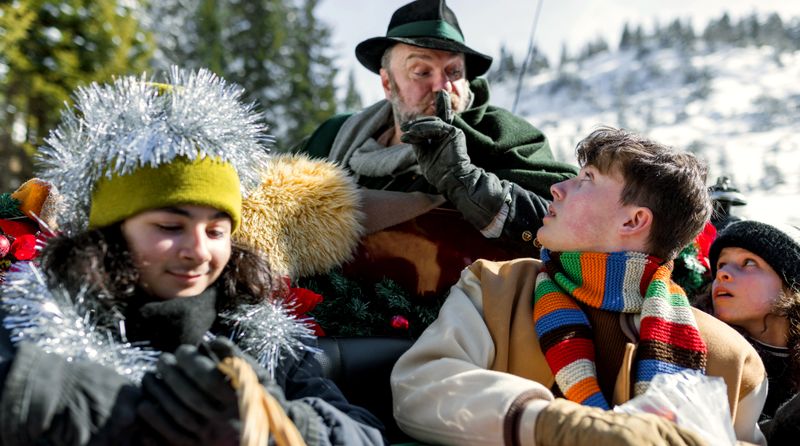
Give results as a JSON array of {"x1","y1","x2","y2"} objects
[{"x1": 89, "y1": 156, "x2": 242, "y2": 231}]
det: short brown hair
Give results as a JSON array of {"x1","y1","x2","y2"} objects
[{"x1": 576, "y1": 127, "x2": 711, "y2": 260}]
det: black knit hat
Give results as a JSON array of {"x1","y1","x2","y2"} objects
[
  {"x1": 355, "y1": 0, "x2": 493, "y2": 80},
  {"x1": 709, "y1": 220, "x2": 800, "y2": 291}
]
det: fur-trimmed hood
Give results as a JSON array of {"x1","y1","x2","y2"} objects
[{"x1": 236, "y1": 153, "x2": 364, "y2": 279}]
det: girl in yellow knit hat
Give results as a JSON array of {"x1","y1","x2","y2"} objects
[{"x1": 0, "y1": 67, "x2": 385, "y2": 446}]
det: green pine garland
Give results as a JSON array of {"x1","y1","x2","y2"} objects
[
  {"x1": 301, "y1": 268, "x2": 447, "y2": 338},
  {"x1": 672, "y1": 242, "x2": 711, "y2": 299},
  {"x1": 0, "y1": 193, "x2": 23, "y2": 219}
]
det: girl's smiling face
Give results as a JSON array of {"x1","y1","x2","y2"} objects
[
  {"x1": 712, "y1": 246, "x2": 784, "y2": 335},
  {"x1": 121, "y1": 205, "x2": 232, "y2": 299}
]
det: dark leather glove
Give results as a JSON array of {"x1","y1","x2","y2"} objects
[
  {"x1": 210, "y1": 338, "x2": 325, "y2": 443},
  {"x1": 138, "y1": 343, "x2": 240, "y2": 446},
  {"x1": 139, "y1": 338, "x2": 328, "y2": 446},
  {"x1": 401, "y1": 116, "x2": 511, "y2": 232},
  {"x1": 534, "y1": 399, "x2": 708, "y2": 446},
  {"x1": 0, "y1": 342, "x2": 143, "y2": 446},
  {"x1": 761, "y1": 392, "x2": 800, "y2": 446}
]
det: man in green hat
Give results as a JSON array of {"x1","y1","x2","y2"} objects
[{"x1": 295, "y1": 0, "x2": 577, "y2": 248}]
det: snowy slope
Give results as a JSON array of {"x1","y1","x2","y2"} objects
[{"x1": 492, "y1": 45, "x2": 800, "y2": 225}]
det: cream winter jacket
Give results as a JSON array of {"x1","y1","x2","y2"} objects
[{"x1": 391, "y1": 258, "x2": 767, "y2": 446}]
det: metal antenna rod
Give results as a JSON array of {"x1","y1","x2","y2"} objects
[{"x1": 512, "y1": 0, "x2": 545, "y2": 114}]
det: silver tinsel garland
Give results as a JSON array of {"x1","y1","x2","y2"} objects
[
  {"x1": 1, "y1": 262, "x2": 158, "y2": 382},
  {"x1": 37, "y1": 66, "x2": 272, "y2": 234},
  {"x1": 220, "y1": 299, "x2": 318, "y2": 379},
  {"x1": 1, "y1": 262, "x2": 316, "y2": 382}
]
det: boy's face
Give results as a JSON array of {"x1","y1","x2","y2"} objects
[
  {"x1": 122, "y1": 205, "x2": 233, "y2": 300},
  {"x1": 537, "y1": 165, "x2": 640, "y2": 253},
  {"x1": 712, "y1": 246, "x2": 784, "y2": 334}
]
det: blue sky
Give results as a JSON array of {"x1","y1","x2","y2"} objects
[{"x1": 317, "y1": 0, "x2": 800, "y2": 102}]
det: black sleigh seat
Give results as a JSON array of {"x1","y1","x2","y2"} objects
[{"x1": 315, "y1": 337, "x2": 415, "y2": 444}]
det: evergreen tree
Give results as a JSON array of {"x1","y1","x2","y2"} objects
[
  {"x1": 139, "y1": 0, "x2": 201, "y2": 71},
  {"x1": 633, "y1": 25, "x2": 648, "y2": 59},
  {"x1": 704, "y1": 13, "x2": 736, "y2": 46},
  {"x1": 343, "y1": 69, "x2": 362, "y2": 111},
  {"x1": 0, "y1": 0, "x2": 151, "y2": 190},
  {"x1": 619, "y1": 23, "x2": 633, "y2": 50},
  {"x1": 759, "y1": 13, "x2": 791, "y2": 52},
  {"x1": 282, "y1": 0, "x2": 338, "y2": 146},
  {"x1": 193, "y1": 0, "x2": 226, "y2": 74},
  {"x1": 141, "y1": 0, "x2": 337, "y2": 147},
  {"x1": 558, "y1": 42, "x2": 570, "y2": 68},
  {"x1": 741, "y1": 13, "x2": 761, "y2": 47},
  {"x1": 788, "y1": 18, "x2": 800, "y2": 50},
  {"x1": 488, "y1": 43, "x2": 517, "y2": 82},
  {"x1": 577, "y1": 36, "x2": 609, "y2": 61},
  {"x1": 216, "y1": 0, "x2": 290, "y2": 138},
  {"x1": 663, "y1": 18, "x2": 695, "y2": 50},
  {"x1": 526, "y1": 46, "x2": 549, "y2": 75}
]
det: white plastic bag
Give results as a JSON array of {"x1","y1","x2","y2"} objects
[{"x1": 614, "y1": 370, "x2": 736, "y2": 446}]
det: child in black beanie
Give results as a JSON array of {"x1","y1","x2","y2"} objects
[{"x1": 708, "y1": 219, "x2": 800, "y2": 445}]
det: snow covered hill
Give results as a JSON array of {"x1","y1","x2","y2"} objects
[{"x1": 491, "y1": 44, "x2": 800, "y2": 225}]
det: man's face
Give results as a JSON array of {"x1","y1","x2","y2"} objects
[
  {"x1": 537, "y1": 165, "x2": 642, "y2": 253},
  {"x1": 381, "y1": 43, "x2": 470, "y2": 125}
]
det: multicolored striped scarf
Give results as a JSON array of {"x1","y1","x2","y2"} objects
[{"x1": 533, "y1": 250, "x2": 707, "y2": 409}]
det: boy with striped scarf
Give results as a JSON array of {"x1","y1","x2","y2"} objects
[{"x1": 391, "y1": 127, "x2": 767, "y2": 446}]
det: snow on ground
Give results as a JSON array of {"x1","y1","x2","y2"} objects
[{"x1": 492, "y1": 44, "x2": 800, "y2": 226}]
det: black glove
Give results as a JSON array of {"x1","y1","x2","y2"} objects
[
  {"x1": 401, "y1": 116, "x2": 511, "y2": 232},
  {"x1": 761, "y1": 392, "x2": 800, "y2": 446},
  {"x1": 0, "y1": 342, "x2": 143, "y2": 446},
  {"x1": 207, "y1": 338, "x2": 325, "y2": 443},
  {"x1": 139, "y1": 338, "x2": 328, "y2": 446},
  {"x1": 138, "y1": 343, "x2": 241, "y2": 446}
]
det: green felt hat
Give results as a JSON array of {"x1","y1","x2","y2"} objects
[{"x1": 355, "y1": 0, "x2": 492, "y2": 80}]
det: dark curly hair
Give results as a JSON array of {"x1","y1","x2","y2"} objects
[
  {"x1": 39, "y1": 224, "x2": 283, "y2": 314},
  {"x1": 774, "y1": 288, "x2": 800, "y2": 391}
]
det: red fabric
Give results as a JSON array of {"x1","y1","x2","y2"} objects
[
  {"x1": 0, "y1": 219, "x2": 38, "y2": 238},
  {"x1": 282, "y1": 277, "x2": 326, "y2": 336},
  {"x1": 544, "y1": 338, "x2": 595, "y2": 372},
  {"x1": 288, "y1": 286, "x2": 323, "y2": 315},
  {"x1": 695, "y1": 221, "x2": 717, "y2": 269},
  {"x1": 638, "y1": 317, "x2": 709, "y2": 351}
]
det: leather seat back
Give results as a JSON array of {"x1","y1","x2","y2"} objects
[{"x1": 315, "y1": 337, "x2": 414, "y2": 443}]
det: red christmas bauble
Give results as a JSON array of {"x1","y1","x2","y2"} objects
[
  {"x1": 390, "y1": 315, "x2": 410, "y2": 331},
  {"x1": 10, "y1": 234, "x2": 37, "y2": 260},
  {"x1": 0, "y1": 234, "x2": 10, "y2": 258}
]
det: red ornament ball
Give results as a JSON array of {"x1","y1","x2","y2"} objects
[
  {"x1": 0, "y1": 234, "x2": 9, "y2": 258},
  {"x1": 390, "y1": 315, "x2": 410, "y2": 331},
  {"x1": 10, "y1": 234, "x2": 37, "y2": 261}
]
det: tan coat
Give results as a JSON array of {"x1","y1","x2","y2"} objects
[{"x1": 391, "y1": 258, "x2": 767, "y2": 446}]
